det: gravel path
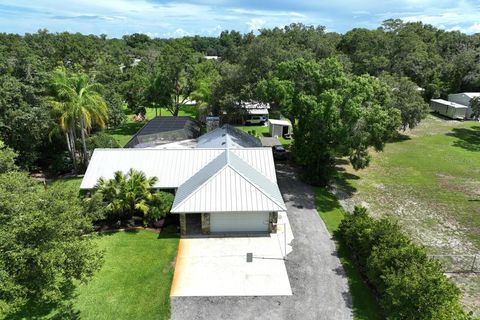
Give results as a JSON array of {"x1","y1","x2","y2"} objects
[{"x1": 170, "y1": 163, "x2": 352, "y2": 320}]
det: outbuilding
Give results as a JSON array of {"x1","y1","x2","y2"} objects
[
  {"x1": 268, "y1": 119, "x2": 292, "y2": 138},
  {"x1": 448, "y1": 92, "x2": 480, "y2": 119},
  {"x1": 430, "y1": 99, "x2": 468, "y2": 120}
]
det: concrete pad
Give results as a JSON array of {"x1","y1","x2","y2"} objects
[{"x1": 171, "y1": 216, "x2": 294, "y2": 297}]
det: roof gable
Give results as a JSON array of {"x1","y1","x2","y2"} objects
[
  {"x1": 171, "y1": 150, "x2": 286, "y2": 213},
  {"x1": 197, "y1": 124, "x2": 261, "y2": 148}
]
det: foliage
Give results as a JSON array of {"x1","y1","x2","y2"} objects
[
  {"x1": 104, "y1": 89, "x2": 126, "y2": 127},
  {"x1": 94, "y1": 169, "x2": 172, "y2": 225},
  {"x1": 259, "y1": 58, "x2": 401, "y2": 185},
  {"x1": 0, "y1": 172, "x2": 102, "y2": 317},
  {"x1": 49, "y1": 67, "x2": 108, "y2": 170},
  {"x1": 86, "y1": 132, "x2": 121, "y2": 151},
  {"x1": 380, "y1": 73, "x2": 429, "y2": 130},
  {"x1": 470, "y1": 96, "x2": 480, "y2": 120},
  {"x1": 0, "y1": 140, "x2": 18, "y2": 173},
  {"x1": 338, "y1": 207, "x2": 471, "y2": 320},
  {"x1": 147, "y1": 44, "x2": 197, "y2": 116}
]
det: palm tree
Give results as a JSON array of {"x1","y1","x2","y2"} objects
[
  {"x1": 95, "y1": 169, "x2": 159, "y2": 219},
  {"x1": 50, "y1": 67, "x2": 108, "y2": 169}
]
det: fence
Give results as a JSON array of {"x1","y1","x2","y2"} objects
[{"x1": 430, "y1": 254, "x2": 479, "y2": 273}]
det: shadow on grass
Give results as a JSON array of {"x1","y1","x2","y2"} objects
[
  {"x1": 333, "y1": 171, "x2": 359, "y2": 200},
  {"x1": 446, "y1": 125, "x2": 480, "y2": 152},
  {"x1": 389, "y1": 131, "x2": 411, "y2": 143},
  {"x1": 106, "y1": 121, "x2": 145, "y2": 141}
]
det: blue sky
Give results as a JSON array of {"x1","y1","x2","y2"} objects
[{"x1": 0, "y1": 0, "x2": 479, "y2": 38}]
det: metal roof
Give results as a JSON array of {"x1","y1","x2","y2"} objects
[
  {"x1": 260, "y1": 137, "x2": 282, "y2": 147},
  {"x1": 171, "y1": 150, "x2": 286, "y2": 213},
  {"x1": 268, "y1": 119, "x2": 291, "y2": 126},
  {"x1": 80, "y1": 148, "x2": 276, "y2": 189},
  {"x1": 124, "y1": 116, "x2": 201, "y2": 148},
  {"x1": 197, "y1": 124, "x2": 262, "y2": 148},
  {"x1": 430, "y1": 99, "x2": 468, "y2": 109},
  {"x1": 246, "y1": 108, "x2": 269, "y2": 115}
]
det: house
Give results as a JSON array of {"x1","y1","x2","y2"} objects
[
  {"x1": 448, "y1": 92, "x2": 480, "y2": 119},
  {"x1": 124, "y1": 116, "x2": 201, "y2": 148},
  {"x1": 430, "y1": 99, "x2": 468, "y2": 120},
  {"x1": 269, "y1": 119, "x2": 292, "y2": 138},
  {"x1": 237, "y1": 101, "x2": 270, "y2": 124},
  {"x1": 80, "y1": 125, "x2": 285, "y2": 235}
]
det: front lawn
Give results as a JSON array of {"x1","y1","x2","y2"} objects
[
  {"x1": 13, "y1": 230, "x2": 179, "y2": 320},
  {"x1": 236, "y1": 124, "x2": 293, "y2": 147},
  {"x1": 315, "y1": 188, "x2": 382, "y2": 320}
]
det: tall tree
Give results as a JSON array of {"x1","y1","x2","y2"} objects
[
  {"x1": 148, "y1": 44, "x2": 196, "y2": 116},
  {"x1": 49, "y1": 67, "x2": 108, "y2": 169},
  {"x1": 259, "y1": 58, "x2": 401, "y2": 185},
  {"x1": 0, "y1": 172, "x2": 102, "y2": 316}
]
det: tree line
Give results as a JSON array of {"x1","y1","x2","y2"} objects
[{"x1": 0, "y1": 20, "x2": 479, "y2": 182}]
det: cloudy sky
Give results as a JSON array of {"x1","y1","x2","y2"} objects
[{"x1": 0, "y1": 0, "x2": 479, "y2": 38}]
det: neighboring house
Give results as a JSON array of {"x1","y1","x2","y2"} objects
[
  {"x1": 80, "y1": 124, "x2": 285, "y2": 235},
  {"x1": 430, "y1": 99, "x2": 468, "y2": 120},
  {"x1": 124, "y1": 116, "x2": 201, "y2": 148},
  {"x1": 448, "y1": 92, "x2": 480, "y2": 119},
  {"x1": 234, "y1": 101, "x2": 270, "y2": 124}
]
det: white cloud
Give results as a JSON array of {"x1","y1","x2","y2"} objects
[{"x1": 246, "y1": 18, "x2": 266, "y2": 31}]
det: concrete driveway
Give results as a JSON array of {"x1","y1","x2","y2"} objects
[
  {"x1": 171, "y1": 164, "x2": 352, "y2": 320},
  {"x1": 170, "y1": 229, "x2": 292, "y2": 297}
]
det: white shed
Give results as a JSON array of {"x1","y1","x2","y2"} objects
[
  {"x1": 269, "y1": 119, "x2": 292, "y2": 138},
  {"x1": 448, "y1": 92, "x2": 480, "y2": 119},
  {"x1": 430, "y1": 99, "x2": 468, "y2": 120}
]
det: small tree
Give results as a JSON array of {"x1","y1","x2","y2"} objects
[
  {"x1": 0, "y1": 140, "x2": 18, "y2": 173},
  {"x1": 470, "y1": 96, "x2": 480, "y2": 120},
  {"x1": 94, "y1": 169, "x2": 172, "y2": 224}
]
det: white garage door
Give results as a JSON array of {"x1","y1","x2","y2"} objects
[{"x1": 210, "y1": 212, "x2": 270, "y2": 233}]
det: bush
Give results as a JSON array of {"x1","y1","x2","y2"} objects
[
  {"x1": 86, "y1": 132, "x2": 121, "y2": 151},
  {"x1": 338, "y1": 207, "x2": 471, "y2": 320}
]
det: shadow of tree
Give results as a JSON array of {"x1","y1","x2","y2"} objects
[
  {"x1": 389, "y1": 131, "x2": 411, "y2": 143},
  {"x1": 446, "y1": 126, "x2": 480, "y2": 152},
  {"x1": 333, "y1": 171, "x2": 359, "y2": 199}
]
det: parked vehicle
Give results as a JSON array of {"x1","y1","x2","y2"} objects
[
  {"x1": 245, "y1": 115, "x2": 268, "y2": 125},
  {"x1": 272, "y1": 145, "x2": 287, "y2": 160}
]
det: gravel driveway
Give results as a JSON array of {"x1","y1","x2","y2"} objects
[{"x1": 171, "y1": 163, "x2": 352, "y2": 320}]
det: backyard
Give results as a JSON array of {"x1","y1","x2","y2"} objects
[{"x1": 333, "y1": 115, "x2": 480, "y2": 315}]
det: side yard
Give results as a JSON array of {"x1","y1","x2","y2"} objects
[{"x1": 334, "y1": 115, "x2": 480, "y2": 315}]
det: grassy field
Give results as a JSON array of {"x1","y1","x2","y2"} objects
[
  {"x1": 315, "y1": 188, "x2": 382, "y2": 320},
  {"x1": 335, "y1": 115, "x2": 480, "y2": 314},
  {"x1": 106, "y1": 106, "x2": 196, "y2": 146},
  {"x1": 13, "y1": 230, "x2": 179, "y2": 320}
]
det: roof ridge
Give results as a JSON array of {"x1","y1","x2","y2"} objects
[
  {"x1": 171, "y1": 151, "x2": 228, "y2": 211},
  {"x1": 225, "y1": 150, "x2": 286, "y2": 210}
]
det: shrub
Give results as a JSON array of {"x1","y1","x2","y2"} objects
[
  {"x1": 86, "y1": 132, "x2": 121, "y2": 151},
  {"x1": 338, "y1": 207, "x2": 471, "y2": 320}
]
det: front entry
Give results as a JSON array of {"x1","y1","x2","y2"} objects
[{"x1": 210, "y1": 212, "x2": 270, "y2": 233}]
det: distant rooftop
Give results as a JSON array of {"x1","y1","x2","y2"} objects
[{"x1": 197, "y1": 124, "x2": 262, "y2": 148}]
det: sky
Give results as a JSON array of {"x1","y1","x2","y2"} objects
[{"x1": 0, "y1": 0, "x2": 479, "y2": 38}]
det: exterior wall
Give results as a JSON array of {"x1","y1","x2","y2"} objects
[
  {"x1": 201, "y1": 213, "x2": 210, "y2": 235},
  {"x1": 179, "y1": 214, "x2": 187, "y2": 236},
  {"x1": 269, "y1": 212, "x2": 278, "y2": 233},
  {"x1": 270, "y1": 124, "x2": 283, "y2": 137}
]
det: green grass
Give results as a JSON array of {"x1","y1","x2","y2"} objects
[
  {"x1": 339, "y1": 116, "x2": 480, "y2": 250},
  {"x1": 14, "y1": 230, "x2": 179, "y2": 320},
  {"x1": 49, "y1": 176, "x2": 83, "y2": 189},
  {"x1": 315, "y1": 188, "x2": 382, "y2": 320},
  {"x1": 106, "y1": 106, "x2": 197, "y2": 146},
  {"x1": 236, "y1": 124, "x2": 293, "y2": 147}
]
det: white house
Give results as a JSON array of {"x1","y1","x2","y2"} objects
[
  {"x1": 80, "y1": 125, "x2": 286, "y2": 235},
  {"x1": 448, "y1": 92, "x2": 480, "y2": 119}
]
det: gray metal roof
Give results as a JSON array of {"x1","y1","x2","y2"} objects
[
  {"x1": 171, "y1": 150, "x2": 286, "y2": 213},
  {"x1": 197, "y1": 124, "x2": 261, "y2": 149},
  {"x1": 80, "y1": 148, "x2": 277, "y2": 190}
]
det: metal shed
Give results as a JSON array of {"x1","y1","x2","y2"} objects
[
  {"x1": 268, "y1": 119, "x2": 292, "y2": 138},
  {"x1": 430, "y1": 99, "x2": 468, "y2": 120},
  {"x1": 448, "y1": 92, "x2": 480, "y2": 119}
]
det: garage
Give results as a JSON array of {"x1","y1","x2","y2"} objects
[{"x1": 210, "y1": 212, "x2": 270, "y2": 233}]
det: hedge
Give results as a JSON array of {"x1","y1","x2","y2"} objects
[{"x1": 338, "y1": 207, "x2": 472, "y2": 320}]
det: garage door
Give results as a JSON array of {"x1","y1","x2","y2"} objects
[{"x1": 210, "y1": 212, "x2": 270, "y2": 233}]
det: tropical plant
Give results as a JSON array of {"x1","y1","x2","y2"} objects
[
  {"x1": 94, "y1": 169, "x2": 172, "y2": 224},
  {"x1": 49, "y1": 67, "x2": 108, "y2": 170}
]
